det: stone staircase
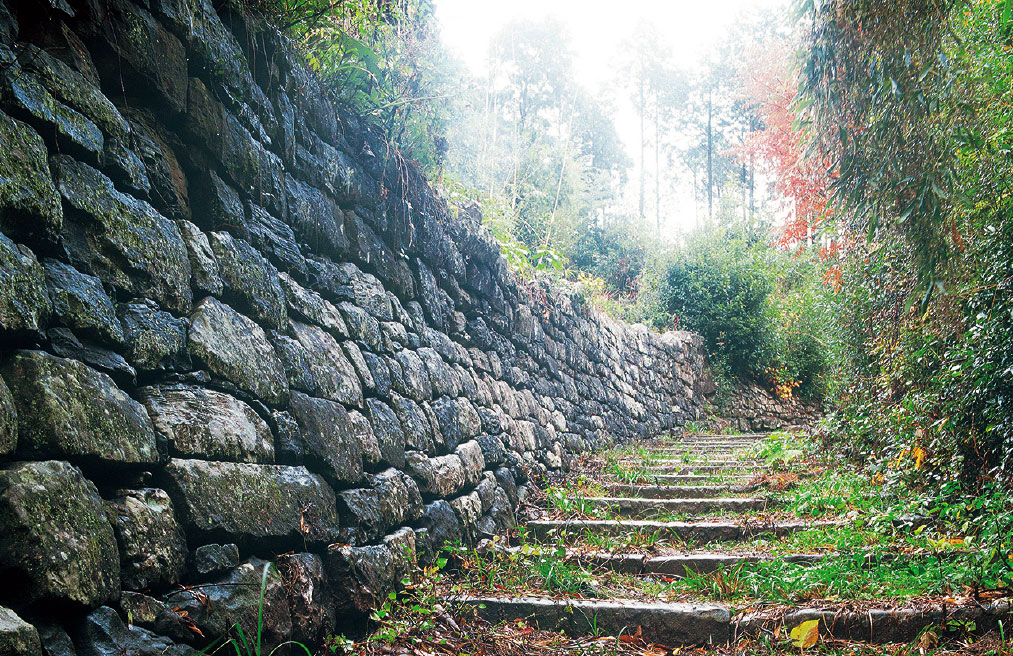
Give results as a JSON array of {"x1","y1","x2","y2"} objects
[{"x1": 438, "y1": 432, "x2": 1012, "y2": 650}]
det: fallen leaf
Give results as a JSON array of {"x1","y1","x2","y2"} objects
[{"x1": 790, "y1": 619, "x2": 820, "y2": 649}]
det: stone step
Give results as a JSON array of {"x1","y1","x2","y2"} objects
[
  {"x1": 646, "y1": 464, "x2": 768, "y2": 475},
  {"x1": 648, "y1": 474, "x2": 755, "y2": 484},
  {"x1": 736, "y1": 600, "x2": 1012, "y2": 644},
  {"x1": 579, "y1": 496, "x2": 770, "y2": 517},
  {"x1": 451, "y1": 595, "x2": 730, "y2": 645},
  {"x1": 649, "y1": 459, "x2": 761, "y2": 466},
  {"x1": 524, "y1": 519, "x2": 836, "y2": 543},
  {"x1": 571, "y1": 551, "x2": 823, "y2": 576},
  {"x1": 603, "y1": 483, "x2": 740, "y2": 498}
]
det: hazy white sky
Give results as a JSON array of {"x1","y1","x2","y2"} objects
[{"x1": 434, "y1": 0, "x2": 788, "y2": 235}]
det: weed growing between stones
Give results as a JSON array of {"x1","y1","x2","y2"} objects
[{"x1": 198, "y1": 563, "x2": 312, "y2": 656}]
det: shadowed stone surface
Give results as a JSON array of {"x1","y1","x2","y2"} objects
[
  {"x1": 104, "y1": 488, "x2": 187, "y2": 591},
  {"x1": 0, "y1": 232, "x2": 51, "y2": 336}
]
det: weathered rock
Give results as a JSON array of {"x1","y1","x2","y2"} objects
[
  {"x1": 187, "y1": 297, "x2": 288, "y2": 406},
  {"x1": 175, "y1": 220, "x2": 223, "y2": 296},
  {"x1": 247, "y1": 203, "x2": 306, "y2": 277},
  {"x1": 430, "y1": 397, "x2": 481, "y2": 451},
  {"x1": 342, "y1": 341, "x2": 375, "y2": 391},
  {"x1": 124, "y1": 109, "x2": 190, "y2": 222},
  {"x1": 206, "y1": 232, "x2": 286, "y2": 329},
  {"x1": 0, "y1": 460, "x2": 120, "y2": 609},
  {"x1": 189, "y1": 169, "x2": 245, "y2": 236},
  {"x1": 1, "y1": 236, "x2": 49, "y2": 343},
  {"x1": 348, "y1": 409, "x2": 381, "y2": 468},
  {"x1": 278, "y1": 272, "x2": 347, "y2": 336},
  {"x1": 164, "y1": 558, "x2": 288, "y2": 654},
  {"x1": 72, "y1": 605, "x2": 193, "y2": 656},
  {"x1": 43, "y1": 259, "x2": 123, "y2": 344},
  {"x1": 184, "y1": 78, "x2": 283, "y2": 213},
  {"x1": 278, "y1": 553, "x2": 333, "y2": 647},
  {"x1": 0, "y1": 377, "x2": 14, "y2": 457},
  {"x1": 288, "y1": 321, "x2": 362, "y2": 406},
  {"x1": 365, "y1": 398, "x2": 406, "y2": 468},
  {"x1": 163, "y1": 458, "x2": 340, "y2": 547},
  {"x1": 288, "y1": 391, "x2": 363, "y2": 485},
  {"x1": 475, "y1": 435, "x2": 506, "y2": 467},
  {"x1": 285, "y1": 176, "x2": 347, "y2": 257},
  {"x1": 363, "y1": 352, "x2": 391, "y2": 398},
  {"x1": 45, "y1": 327, "x2": 135, "y2": 386},
  {"x1": 0, "y1": 112, "x2": 62, "y2": 247},
  {"x1": 54, "y1": 156, "x2": 192, "y2": 314},
  {"x1": 36, "y1": 623, "x2": 75, "y2": 656},
  {"x1": 337, "y1": 301, "x2": 381, "y2": 350},
  {"x1": 0, "y1": 59, "x2": 103, "y2": 157},
  {"x1": 392, "y1": 350, "x2": 432, "y2": 401},
  {"x1": 193, "y1": 543, "x2": 239, "y2": 576},
  {"x1": 140, "y1": 385, "x2": 274, "y2": 463},
  {"x1": 391, "y1": 394, "x2": 436, "y2": 455},
  {"x1": 337, "y1": 468, "x2": 423, "y2": 545},
  {"x1": 326, "y1": 528, "x2": 416, "y2": 614},
  {"x1": 0, "y1": 351, "x2": 157, "y2": 465},
  {"x1": 104, "y1": 488, "x2": 187, "y2": 591},
  {"x1": 117, "y1": 300, "x2": 189, "y2": 372},
  {"x1": 454, "y1": 440, "x2": 486, "y2": 488},
  {"x1": 404, "y1": 451, "x2": 465, "y2": 498},
  {"x1": 0, "y1": 606, "x2": 42, "y2": 656},
  {"x1": 270, "y1": 409, "x2": 304, "y2": 466}
]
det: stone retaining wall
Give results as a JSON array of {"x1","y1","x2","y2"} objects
[
  {"x1": 0, "y1": 0, "x2": 711, "y2": 651},
  {"x1": 723, "y1": 380, "x2": 819, "y2": 432}
]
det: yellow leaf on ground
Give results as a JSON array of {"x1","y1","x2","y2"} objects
[{"x1": 790, "y1": 619, "x2": 820, "y2": 649}]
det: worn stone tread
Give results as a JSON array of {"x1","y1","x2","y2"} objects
[
  {"x1": 603, "y1": 484, "x2": 740, "y2": 498},
  {"x1": 525, "y1": 518, "x2": 839, "y2": 542},
  {"x1": 579, "y1": 495, "x2": 770, "y2": 517},
  {"x1": 450, "y1": 595, "x2": 730, "y2": 645}
]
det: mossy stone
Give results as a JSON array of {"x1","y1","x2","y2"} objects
[
  {"x1": 0, "y1": 232, "x2": 51, "y2": 337},
  {"x1": 0, "y1": 460, "x2": 120, "y2": 610},
  {"x1": 53, "y1": 156, "x2": 192, "y2": 314},
  {"x1": 0, "y1": 606, "x2": 42, "y2": 656},
  {"x1": 0, "y1": 112, "x2": 62, "y2": 247},
  {"x1": 0, "y1": 350, "x2": 158, "y2": 465}
]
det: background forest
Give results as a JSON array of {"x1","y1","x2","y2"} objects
[{"x1": 256, "y1": 0, "x2": 1013, "y2": 512}]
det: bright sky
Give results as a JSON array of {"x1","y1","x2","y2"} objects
[{"x1": 434, "y1": 0, "x2": 788, "y2": 236}]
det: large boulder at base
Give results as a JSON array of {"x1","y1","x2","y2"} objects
[
  {"x1": 0, "y1": 232, "x2": 50, "y2": 337},
  {"x1": 104, "y1": 488, "x2": 187, "y2": 591},
  {"x1": 326, "y1": 528, "x2": 416, "y2": 614},
  {"x1": 0, "y1": 460, "x2": 120, "y2": 610},
  {"x1": 140, "y1": 385, "x2": 274, "y2": 463},
  {"x1": 278, "y1": 553, "x2": 334, "y2": 647},
  {"x1": 162, "y1": 459, "x2": 340, "y2": 547},
  {"x1": 53, "y1": 156, "x2": 192, "y2": 314},
  {"x1": 0, "y1": 606, "x2": 42, "y2": 656},
  {"x1": 0, "y1": 112, "x2": 62, "y2": 247},
  {"x1": 163, "y1": 558, "x2": 290, "y2": 654},
  {"x1": 187, "y1": 297, "x2": 288, "y2": 406},
  {"x1": 72, "y1": 606, "x2": 193, "y2": 656},
  {"x1": 0, "y1": 351, "x2": 158, "y2": 465}
]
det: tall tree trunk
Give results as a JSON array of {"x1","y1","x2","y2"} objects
[
  {"x1": 706, "y1": 88, "x2": 713, "y2": 223},
  {"x1": 639, "y1": 62, "x2": 646, "y2": 221},
  {"x1": 654, "y1": 92, "x2": 660, "y2": 235}
]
